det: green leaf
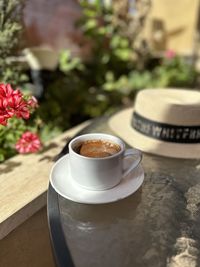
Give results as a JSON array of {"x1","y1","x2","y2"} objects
[
  {"x1": 101, "y1": 54, "x2": 110, "y2": 64},
  {"x1": 110, "y1": 35, "x2": 121, "y2": 48},
  {"x1": 83, "y1": 9, "x2": 97, "y2": 18},
  {"x1": 120, "y1": 38, "x2": 129, "y2": 48},
  {"x1": 59, "y1": 51, "x2": 83, "y2": 73},
  {"x1": 0, "y1": 153, "x2": 5, "y2": 162},
  {"x1": 105, "y1": 71, "x2": 114, "y2": 81},
  {"x1": 84, "y1": 19, "x2": 97, "y2": 30},
  {"x1": 97, "y1": 27, "x2": 106, "y2": 35},
  {"x1": 114, "y1": 49, "x2": 131, "y2": 61}
]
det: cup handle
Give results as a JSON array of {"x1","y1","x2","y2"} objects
[{"x1": 122, "y1": 148, "x2": 142, "y2": 178}]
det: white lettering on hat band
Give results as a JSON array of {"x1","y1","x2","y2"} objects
[{"x1": 132, "y1": 112, "x2": 200, "y2": 143}]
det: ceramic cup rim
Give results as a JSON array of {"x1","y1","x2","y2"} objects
[{"x1": 68, "y1": 133, "x2": 125, "y2": 160}]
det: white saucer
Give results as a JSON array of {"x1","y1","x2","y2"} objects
[{"x1": 50, "y1": 154, "x2": 144, "y2": 204}]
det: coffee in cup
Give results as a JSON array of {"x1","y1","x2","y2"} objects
[{"x1": 74, "y1": 139, "x2": 121, "y2": 158}]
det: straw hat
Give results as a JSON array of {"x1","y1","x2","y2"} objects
[{"x1": 109, "y1": 88, "x2": 200, "y2": 159}]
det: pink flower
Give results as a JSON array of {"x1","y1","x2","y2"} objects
[
  {"x1": 15, "y1": 131, "x2": 42, "y2": 154},
  {"x1": 27, "y1": 96, "x2": 38, "y2": 109},
  {"x1": 165, "y1": 49, "x2": 176, "y2": 59}
]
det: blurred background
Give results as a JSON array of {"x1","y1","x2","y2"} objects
[{"x1": 1, "y1": 0, "x2": 200, "y2": 160}]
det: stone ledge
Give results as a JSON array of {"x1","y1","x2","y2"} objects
[{"x1": 0, "y1": 121, "x2": 90, "y2": 239}]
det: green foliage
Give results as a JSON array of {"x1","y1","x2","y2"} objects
[
  {"x1": 127, "y1": 56, "x2": 198, "y2": 90},
  {"x1": 153, "y1": 56, "x2": 197, "y2": 88},
  {"x1": 54, "y1": 0, "x2": 197, "y2": 126},
  {"x1": 26, "y1": 0, "x2": 198, "y2": 134},
  {"x1": 60, "y1": 50, "x2": 84, "y2": 73},
  {"x1": 50, "y1": 0, "x2": 148, "y2": 122},
  {"x1": 0, "y1": 115, "x2": 34, "y2": 162},
  {"x1": 0, "y1": 0, "x2": 60, "y2": 162},
  {"x1": 0, "y1": 118, "x2": 25, "y2": 161},
  {"x1": 0, "y1": 0, "x2": 25, "y2": 84},
  {"x1": 0, "y1": 0, "x2": 36, "y2": 162},
  {"x1": 0, "y1": 108, "x2": 61, "y2": 162}
]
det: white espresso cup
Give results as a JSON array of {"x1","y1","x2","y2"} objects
[{"x1": 68, "y1": 133, "x2": 142, "y2": 191}]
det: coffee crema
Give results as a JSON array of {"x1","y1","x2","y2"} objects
[{"x1": 74, "y1": 139, "x2": 121, "y2": 158}]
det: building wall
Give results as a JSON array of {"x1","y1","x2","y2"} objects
[
  {"x1": 23, "y1": 0, "x2": 83, "y2": 56},
  {"x1": 23, "y1": 0, "x2": 200, "y2": 56},
  {"x1": 144, "y1": 0, "x2": 199, "y2": 54}
]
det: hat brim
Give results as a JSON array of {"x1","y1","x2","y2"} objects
[{"x1": 109, "y1": 108, "x2": 200, "y2": 159}]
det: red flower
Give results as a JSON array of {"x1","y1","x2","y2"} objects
[
  {"x1": 0, "y1": 114, "x2": 9, "y2": 126},
  {"x1": 10, "y1": 97, "x2": 30, "y2": 120},
  {"x1": 0, "y1": 83, "x2": 34, "y2": 125},
  {"x1": 0, "y1": 83, "x2": 21, "y2": 98},
  {"x1": 15, "y1": 131, "x2": 42, "y2": 154},
  {"x1": 0, "y1": 97, "x2": 12, "y2": 125}
]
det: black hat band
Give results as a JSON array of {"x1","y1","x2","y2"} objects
[{"x1": 132, "y1": 112, "x2": 200, "y2": 144}]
